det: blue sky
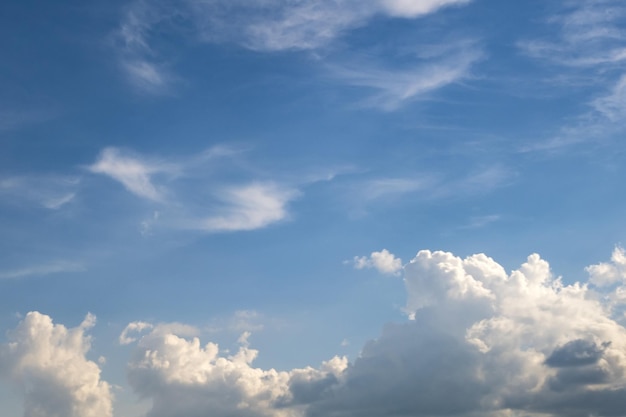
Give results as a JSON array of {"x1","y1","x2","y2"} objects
[{"x1": 2, "y1": 1, "x2": 626, "y2": 416}]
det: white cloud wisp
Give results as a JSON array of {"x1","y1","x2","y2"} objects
[{"x1": 88, "y1": 147, "x2": 173, "y2": 202}]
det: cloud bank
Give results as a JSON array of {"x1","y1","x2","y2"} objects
[{"x1": 5, "y1": 246, "x2": 626, "y2": 416}]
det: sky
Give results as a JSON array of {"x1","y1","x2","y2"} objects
[{"x1": 1, "y1": 0, "x2": 626, "y2": 416}]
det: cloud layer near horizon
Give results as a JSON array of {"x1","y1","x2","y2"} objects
[{"x1": 4, "y1": 246, "x2": 626, "y2": 417}]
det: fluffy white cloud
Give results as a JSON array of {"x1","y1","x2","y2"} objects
[
  {"x1": 587, "y1": 246, "x2": 626, "y2": 287},
  {"x1": 124, "y1": 323, "x2": 347, "y2": 417},
  {"x1": 309, "y1": 248, "x2": 626, "y2": 417},
  {"x1": 353, "y1": 249, "x2": 403, "y2": 275},
  {"x1": 0, "y1": 312, "x2": 113, "y2": 417}
]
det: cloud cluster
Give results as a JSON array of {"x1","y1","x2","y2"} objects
[
  {"x1": 326, "y1": 248, "x2": 626, "y2": 417},
  {"x1": 118, "y1": 247, "x2": 626, "y2": 417},
  {"x1": 6, "y1": 247, "x2": 626, "y2": 417},
  {"x1": 0, "y1": 312, "x2": 113, "y2": 417},
  {"x1": 123, "y1": 322, "x2": 347, "y2": 417}
]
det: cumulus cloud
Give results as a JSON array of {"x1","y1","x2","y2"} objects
[
  {"x1": 123, "y1": 323, "x2": 347, "y2": 417},
  {"x1": 115, "y1": 246, "x2": 626, "y2": 417},
  {"x1": 352, "y1": 249, "x2": 403, "y2": 275},
  {"x1": 303, "y1": 248, "x2": 626, "y2": 417},
  {"x1": 0, "y1": 312, "x2": 113, "y2": 417},
  {"x1": 8, "y1": 247, "x2": 626, "y2": 417}
]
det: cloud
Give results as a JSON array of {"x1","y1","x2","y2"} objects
[
  {"x1": 0, "y1": 261, "x2": 85, "y2": 280},
  {"x1": 303, "y1": 248, "x2": 626, "y2": 417},
  {"x1": 181, "y1": 0, "x2": 472, "y2": 52},
  {"x1": 119, "y1": 321, "x2": 154, "y2": 345},
  {"x1": 352, "y1": 249, "x2": 403, "y2": 275},
  {"x1": 0, "y1": 312, "x2": 113, "y2": 417},
  {"x1": 380, "y1": 0, "x2": 471, "y2": 18},
  {"x1": 198, "y1": 183, "x2": 299, "y2": 232},
  {"x1": 88, "y1": 147, "x2": 174, "y2": 202},
  {"x1": 586, "y1": 246, "x2": 626, "y2": 287},
  {"x1": 113, "y1": 0, "x2": 174, "y2": 93},
  {"x1": 519, "y1": 0, "x2": 626, "y2": 68},
  {"x1": 8, "y1": 247, "x2": 626, "y2": 417},
  {"x1": 329, "y1": 48, "x2": 481, "y2": 110},
  {"x1": 112, "y1": 0, "x2": 474, "y2": 94},
  {"x1": 86, "y1": 147, "x2": 303, "y2": 233},
  {"x1": 123, "y1": 323, "x2": 347, "y2": 417},
  {"x1": 518, "y1": 0, "x2": 626, "y2": 150},
  {"x1": 0, "y1": 175, "x2": 79, "y2": 210}
]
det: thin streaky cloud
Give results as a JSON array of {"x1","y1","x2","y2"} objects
[
  {"x1": 112, "y1": 0, "x2": 474, "y2": 93},
  {"x1": 329, "y1": 48, "x2": 482, "y2": 110},
  {"x1": 0, "y1": 175, "x2": 80, "y2": 210},
  {"x1": 0, "y1": 261, "x2": 85, "y2": 280}
]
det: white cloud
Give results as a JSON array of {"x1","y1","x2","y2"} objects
[
  {"x1": 0, "y1": 312, "x2": 113, "y2": 417},
  {"x1": 119, "y1": 321, "x2": 154, "y2": 345},
  {"x1": 304, "y1": 248, "x2": 626, "y2": 417},
  {"x1": 0, "y1": 261, "x2": 85, "y2": 280},
  {"x1": 123, "y1": 323, "x2": 347, "y2": 417},
  {"x1": 191, "y1": 0, "x2": 471, "y2": 53},
  {"x1": 352, "y1": 249, "x2": 403, "y2": 275},
  {"x1": 0, "y1": 175, "x2": 80, "y2": 210},
  {"x1": 88, "y1": 147, "x2": 173, "y2": 202},
  {"x1": 8, "y1": 247, "x2": 626, "y2": 417},
  {"x1": 519, "y1": 0, "x2": 626, "y2": 150},
  {"x1": 363, "y1": 178, "x2": 429, "y2": 200},
  {"x1": 86, "y1": 147, "x2": 303, "y2": 233},
  {"x1": 329, "y1": 48, "x2": 481, "y2": 110},
  {"x1": 199, "y1": 183, "x2": 299, "y2": 232},
  {"x1": 519, "y1": 0, "x2": 626, "y2": 68},
  {"x1": 113, "y1": 0, "x2": 474, "y2": 95},
  {"x1": 587, "y1": 246, "x2": 626, "y2": 287}
]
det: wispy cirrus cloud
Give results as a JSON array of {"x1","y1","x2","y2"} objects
[
  {"x1": 0, "y1": 175, "x2": 79, "y2": 210},
  {"x1": 0, "y1": 261, "x2": 85, "y2": 280},
  {"x1": 87, "y1": 147, "x2": 176, "y2": 202},
  {"x1": 112, "y1": 0, "x2": 474, "y2": 96},
  {"x1": 348, "y1": 165, "x2": 513, "y2": 210},
  {"x1": 519, "y1": 0, "x2": 626, "y2": 150},
  {"x1": 329, "y1": 47, "x2": 482, "y2": 110}
]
